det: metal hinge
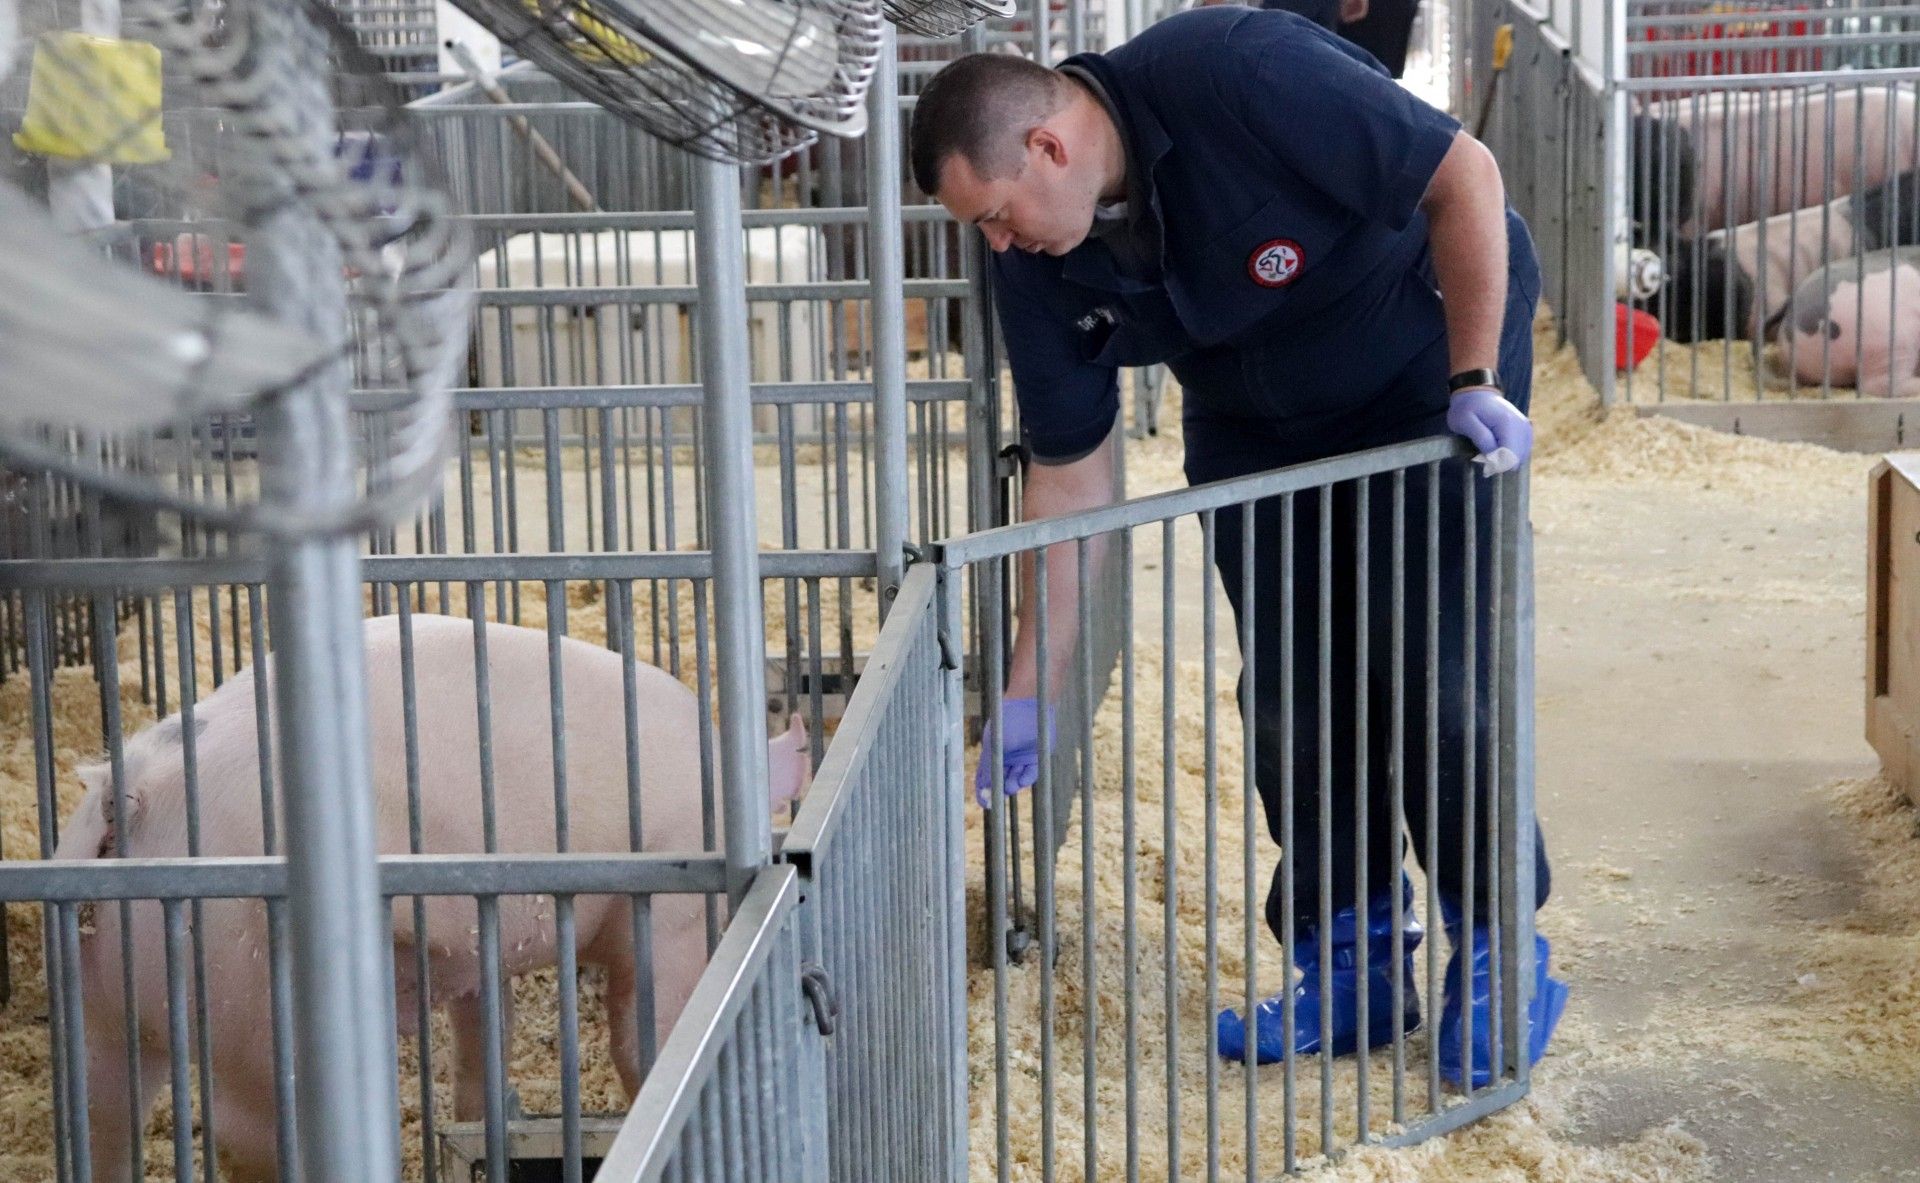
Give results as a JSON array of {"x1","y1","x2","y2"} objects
[
  {"x1": 995, "y1": 442, "x2": 1028, "y2": 481},
  {"x1": 800, "y1": 963, "x2": 838, "y2": 1036}
]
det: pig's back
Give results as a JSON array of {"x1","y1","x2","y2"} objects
[{"x1": 362, "y1": 615, "x2": 709, "y2": 857}]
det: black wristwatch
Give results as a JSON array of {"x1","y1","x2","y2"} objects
[{"x1": 1447, "y1": 368, "x2": 1502, "y2": 394}]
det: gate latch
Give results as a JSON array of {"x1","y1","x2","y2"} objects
[{"x1": 801, "y1": 962, "x2": 839, "y2": 1036}]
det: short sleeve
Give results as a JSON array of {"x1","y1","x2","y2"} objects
[
  {"x1": 991, "y1": 250, "x2": 1121, "y2": 463},
  {"x1": 1214, "y1": 15, "x2": 1462, "y2": 231}
]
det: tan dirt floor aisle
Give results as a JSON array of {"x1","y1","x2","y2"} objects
[{"x1": 1520, "y1": 333, "x2": 1920, "y2": 1181}]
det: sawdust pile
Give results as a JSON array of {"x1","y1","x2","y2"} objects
[
  {"x1": 1528, "y1": 308, "x2": 1866, "y2": 496},
  {"x1": 1578, "y1": 775, "x2": 1920, "y2": 1094},
  {"x1": 1620, "y1": 319, "x2": 1897, "y2": 404},
  {"x1": 957, "y1": 626, "x2": 1715, "y2": 1182}
]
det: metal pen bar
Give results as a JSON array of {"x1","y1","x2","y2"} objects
[
  {"x1": 93, "y1": 599, "x2": 141, "y2": 1183},
  {"x1": 558, "y1": 895, "x2": 585, "y2": 1183},
  {"x1": 691, "y1": 151, "x2": 772, "y2": 906},
  {"x1": 469, "y1": 278, "x2": 969, "y2": 306},
  {"x1": 479, "y1": 896, "x2": 509, "y2": 1183},
  {"x1": 1424, "y1": 462, "x2": 1442, "y2": 1112},
  {"x1": 449, "y1": 379, "x2": 969, "y2": 412},
  {"x1": 1318, "y1": 487, "x2": 1335, "y2": 1158},
  {"x1": 1506, "y1": 473, "x2": 1538, "y2": 1088},
  {"x1": 178, "y1": 594, "x2": 219, "y2": 1183},
  {"x1": 58, "y1": 905, "x2": 91, "y2": 1183},
  {"x1": 941, "y1": 566, "x2": 972, "y2": 1183},
  {"x1": 1035, "y1": 543, "x2": 1057, "y2": 1181},
  {"x1": 150, "y1": 893, "x2": 203, "y2": 1178},
  {"x1": 1459, "y1": 464, "x2": 1479, "y2": 1098},
  {"x1": 1201, "y1": 509, "x2": 1220, "y2": 1180},
  {"x1": 869, "y1": 26, "x2": 911, "y2": 611},
  {"x1": 596, "y1": 868, "x2": 801, "y2": 1178},
  {"x1": 397, "y1": 602, "x2": 441, "y2": 1183},
  {"x1": 1079, "y1": 538, "x2": 1099, "y2": 1183},
  {"x1": 939, "y1": 438, "x2": 1468, "y2": 566},
  {"x1": 0, "y1": 854, "x2": 731, "y2": 901},
  {"x1": 1488, "y1": 473, "x2": 1507, "y2": 1083},
  {"x1": 1239, "y1": 498, "x2": 1259, "y2": 1182},
  {"x1": 1619, "y1": 62, "x2": 1920, "y2": 91},
  {"x1": 1120, "y1": 529, "x2": 1140, "y2": 1183},
  {"x1": 986, "y1": 558, "x2": 1013, "y2": 1183},
  {"x1": 616, "y1": 586, "x2": 661, "y2": 1073},
  {"x1": 1355, "y1": 476, "x2": 1372, "y2": 1142},
  {"x1": 1390, "y1": 471, "x2": 1408, "y2": 1125},
  {"x1": 1280, "y1": 490, "x2": 1297, "y2": 1172}
]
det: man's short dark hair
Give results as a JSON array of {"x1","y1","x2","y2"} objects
[{"x1": 909, "y1": 54, "x2": 1068, "y2": 198}]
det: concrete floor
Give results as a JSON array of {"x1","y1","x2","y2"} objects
[
  {"x1": 1117, "y1": 430, "x2": 1920, "y2": 1179},
  {"x1": 1531, "y1": 467, "x2": 1920, "y2": 1181}
]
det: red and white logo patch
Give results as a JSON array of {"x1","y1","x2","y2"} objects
[{"x1": 1248, "y1": 238, "x2": 1304, "y2": 289}]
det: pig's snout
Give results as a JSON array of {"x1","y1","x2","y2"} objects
[{"x1": 767, "y1": 715, "x2": 812, "y2": 805}]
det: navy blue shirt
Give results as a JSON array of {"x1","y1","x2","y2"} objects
[{"x1": 993, "y1": 6, "x2": 1531, "y2": 461}]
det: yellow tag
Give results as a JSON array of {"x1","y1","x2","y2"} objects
[
  {"x1": 13, "y1": 32, "x2": 169, "y2": 163},
  {"x1": 1492, "y1": 23, "x2": 1514, "y2": 72},
  {"x1": 521, "y1": 0, "x2": 653, "y2": 68}
]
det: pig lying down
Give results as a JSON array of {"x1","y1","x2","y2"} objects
[
  {"x1": 1661, "y1": 166, "x2": 1920, "y2": 344},
  {"x1": 55, "y1": 613, "x2": 811, "y2": 1183},
  {"x1": 1769, "y1": 246, "x2": 1920, "y2": 398}
]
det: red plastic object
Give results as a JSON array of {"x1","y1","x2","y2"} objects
[
  {"x1": 1616, "y1": 303, "x2": 1660, "y2": 371},
  {"x1": 150, "y1": 233, "x2": 246, "y2": 289},
  {"x1": 1635, "y1": 3, "x2": 1821, "y2": 99}
]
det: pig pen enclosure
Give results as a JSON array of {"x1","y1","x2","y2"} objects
[
  {"x1": 1480, "y1": 0, "x2": 1920, "y2": 448},
  {"x1": 0, "y1": 1, "x2": 1564, "y2": 1182}
]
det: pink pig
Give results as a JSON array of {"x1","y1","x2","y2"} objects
[
  {"x1": 54, "y1": 613, "x2": 811, "y2": 1183},
  {"x1": 1639, "y1": 84, "x2": 1919, "y2": 240},
  {"x1": 1777, "y1": 247, "x2": 1920, "y2": 397}
]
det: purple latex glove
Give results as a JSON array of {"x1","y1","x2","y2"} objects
[
  {"x1": 1445, "y1": 387, "x2": 1533, "y2": 475},
  {"x1": 974, "y1": 697, "x2": 1056, "y2": 808}
]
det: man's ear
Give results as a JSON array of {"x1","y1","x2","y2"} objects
[{"x1": 1027, "y1": 123, "x2": 1067, "y2": 168}]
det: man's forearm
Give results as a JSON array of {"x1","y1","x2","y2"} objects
[
  {"x1": 1004, "y1": 431, "x2": 1118, "y2": 700},
  {"x1": 1421, "y1": 133, "x2": 1510, "y2": 377}
]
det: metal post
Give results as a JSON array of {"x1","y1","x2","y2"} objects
[
  {"x1": 47, "y1": 0, "x2": 117, "y2": 235},
  {"x1": 244, "y1": 2, "x2": 401, "y2": 1179},
  {"x1": 694, "y1": 153, "x2": 772, "y2": 906},
  {"x1": 1506, "y1": 472, "x2": 1538, "y2": 1084},
  {"x1": 868, "y1": 26, "x2": 909, "y2": 612}
]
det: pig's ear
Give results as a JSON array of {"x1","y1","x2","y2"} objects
[
  {"x1": 75, "y1": 761, "x2": 115, "y2": 857},
  {"x1": 787, "y1": 713, "x2": 808, "y2": 748},
  {"x1": 77, "y1": 761, "x2": 143, "y2": 858}
]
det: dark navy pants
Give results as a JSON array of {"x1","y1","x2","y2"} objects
[{"x1": 1174, "y1": 264, "x2": 1552, "y2": 945}]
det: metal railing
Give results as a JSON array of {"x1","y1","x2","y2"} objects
[
  {"x1": 944, "y1": 436, "x2": 1540, "y2": 1178},
  {"x1": 1484, "y1": 0, "x2": 1920, "y2": 425},
  {"x1": 596, "y1": 866, "x2": 831, "y2": 1183},
  {"x1": 608, "y1": 563, "x2": 965, "y2": 1182}
]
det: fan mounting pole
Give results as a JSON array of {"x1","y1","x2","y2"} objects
[
  {"x1": 244, "y1": 1, "x2": 403, "y2": 1178},
  {"x1": 694, "y1": 148, "x2": 773, "y2": 908}
]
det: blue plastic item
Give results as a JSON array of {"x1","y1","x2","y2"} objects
[{"x1": 1217, "y1": 883, "x2": 1424, "y2": 1064}]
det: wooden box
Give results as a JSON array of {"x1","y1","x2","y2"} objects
[{"x1": 1867, "y1": 453, "x2": 1920, "y2": 805}]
